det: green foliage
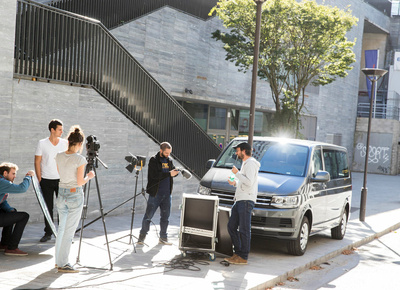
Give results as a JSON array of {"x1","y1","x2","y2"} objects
[{"x1": 211, "y1": 0, "x2": 358, "y2": 136}]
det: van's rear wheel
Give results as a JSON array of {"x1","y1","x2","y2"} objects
[
  {"x1": 287, "y1": 216, "x2": 309, "y2": 256},
  {"x1": 331, "y1": 209, "x2": 348, "y2": 240}
]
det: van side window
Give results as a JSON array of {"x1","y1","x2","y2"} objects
[
  {"x1": 323, "y1": 150, "x2": 349, "y2": 179},
  {"x1": 335, "y1": 151, "x2": 350, "y2": 178},
  {"x1": 311, "y1": 149, "x2": 323, "y2": 177}
]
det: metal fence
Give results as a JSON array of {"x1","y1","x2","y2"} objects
[
  {"x1": 357, "y1": 103, "x2": 400, "y2": 120},
  {"x1": 14, "y1": 0, "x2": 221, "y2": 178},
  {"x1": 48, "y1": 0, "x2": 218, "y2": 29}
]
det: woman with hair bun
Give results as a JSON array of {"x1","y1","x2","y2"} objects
[{"x1": 54, "y1": 125, "x2": 95, "y2": 273}]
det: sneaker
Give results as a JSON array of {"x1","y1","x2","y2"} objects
[
  {"x1": 57, "y1": 263, "x2": 79, "y2": 273},
  {"x1": 40, "y1": 234, "x2": 52, "y2": 242},
  {"x1": 137, "y1": 233, "x2": 146, "y2": 245},
  {"x1": 228, "y1": 255, "x2": 248, "y2": 265},
  {"x1": 0, "y1": 244, "x2": 7, "y2": 252},
  {"x1": 158, "y1": 237, "x2": 172, "y2": 245},
  {"x1": 4, "y1": 248, "x2": 28, "y2": 256},
  {"x1": 224, "y1": 254, "x2": 238, "y2": 263}
]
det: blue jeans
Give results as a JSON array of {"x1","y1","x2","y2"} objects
[
  {"x1": 55, "y1": 187, "x2": 83, "y2": 267},
  {"x1": 140, "y1": 192, "x2": 171, "y2": 239},
  {"x1": 227, "y1": 200, "x2": 255, "y2": 260}
]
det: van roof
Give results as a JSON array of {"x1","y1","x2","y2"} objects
[{"x1": 231, "y1": 136, "x2": 347, "y2": 151}]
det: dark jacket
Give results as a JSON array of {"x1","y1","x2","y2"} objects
[{"x1": 146, "y1": 152, "x2": 175, "y2": 197}]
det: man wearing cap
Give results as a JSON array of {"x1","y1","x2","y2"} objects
[{"x1": 225, "y1": 142, "x2": 260, "y2": 265}]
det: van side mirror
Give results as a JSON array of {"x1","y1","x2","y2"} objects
[
  {"x1": 206, "y1": 159, "x2": 216, "y2": 170},
  {"x1": 310, "y1": 170, "x2": 330, "y2": 182}
]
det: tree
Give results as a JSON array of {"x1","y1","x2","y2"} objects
[{"x1": 210, "y1": 0, "x2": 358, "y2": 137}]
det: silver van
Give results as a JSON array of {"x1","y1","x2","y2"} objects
[{"x1": 198, "y1": 137, "x2": 352, "y2": 255}]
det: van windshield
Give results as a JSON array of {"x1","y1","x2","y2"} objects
[{"x1": 215, "y1": 140, "x2": 309, "y2": 177}]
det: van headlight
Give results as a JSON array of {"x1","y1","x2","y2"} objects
[
  {"x1": 271, "y1": 195, "x2": 300, "y2": 208},
  {"x1": 198, "y1": 185, "x2": 211, "y2": 195}
]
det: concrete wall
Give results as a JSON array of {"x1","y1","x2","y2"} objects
[
  {"x1": 112, "y1": 7, "x2": 275, "y2": 111},
  {"x1": 112, "y1": 0, "x2": 390, "y2": 162},
  {"x1": 352, "y1": 118, "x2": 400, "y2": 175},
  {"x1": 0, "y1": 1, "x2": 200, "y2": 224},
  {"x1": 1, "y1": 0, "x2": 396, "y2": 226},
  {"x1": 388, "y1": 65, "x2": 400, "y2": 95},
  {"x1": 1, "y1": 78, "x2": 200, "y2": 223},
  {"x1": 389, "y1": 17, "x2": 400, "y2": 49}
]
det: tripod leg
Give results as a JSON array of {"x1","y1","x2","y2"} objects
[
  {"x1": 126, "y1": 170, "x2": 141, "y2": 252},
  {"x1": 76, "y1": 168, "x2": 91, "y2": 265},
  {"x1": 92, "y1": 166, "x2": 113, "y2": 270},
  {"x1": 104, "y1": 169, "x2": 143, "y2": 250}
]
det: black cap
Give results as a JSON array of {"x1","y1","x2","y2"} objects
[{"x1": 233, "y1": 142, "x2": 252, "y2": 151}]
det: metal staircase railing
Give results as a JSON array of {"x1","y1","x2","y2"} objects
[
  {"x1": 47, "y1": 0, "x2": 218, "y2": 29},
  {"x1": 14, "y1": 0, "x2": 221, "y2": 178}
]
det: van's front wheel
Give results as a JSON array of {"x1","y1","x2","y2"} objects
[
  {"x1": 331, "y1": 209, "x2": 348, "y2": 240},
  {"x1": 287, "y1": 216, "x2": 309, "y2": 256}
]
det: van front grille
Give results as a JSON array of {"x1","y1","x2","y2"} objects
[
  {"x1": 210, "y1": 190, "x2": 272, "y2": 209},
  {"x1": 251, "y1": 216, "x2": 293, "y2": 228}
]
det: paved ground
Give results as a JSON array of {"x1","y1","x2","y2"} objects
[
  {"x1": 275, "y1": 229, "x2": 400, "y2": 289},
  {"x1": 0, "y1": 172, "x2": 399, "y2": 289}
]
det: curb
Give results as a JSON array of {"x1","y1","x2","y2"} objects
[{"x1": 253, "y1": 221, "x2": 400, "y2": 289}]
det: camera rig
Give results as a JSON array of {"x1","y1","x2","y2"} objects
[
  {"x1": 86, "y1": 135, "x2": 107, "y2": 169},
  {"x1": 76, "y1": 134, "x2": 112, "y2": 270}
]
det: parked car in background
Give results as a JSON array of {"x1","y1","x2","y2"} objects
[{"x1": 198, "y1": 137, "x2": 352, "y2": 255}]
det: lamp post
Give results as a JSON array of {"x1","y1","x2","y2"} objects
[
  {"x1": 248, "y1": 0, "x2": 265, "y2": 147},
  {"x1": 359, "y1": 68, "x2": 387, "y2": 222}
]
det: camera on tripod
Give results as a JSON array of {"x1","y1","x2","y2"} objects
[
  {"x1": 125, "y1": 153, "x2": 147, "y2": 173},
  {"x1": 86, "y1": 135, "x2": 100, "y2": 154},
  {"x1": 85, "y1": 135, "x2": 107, "y2": 169}
]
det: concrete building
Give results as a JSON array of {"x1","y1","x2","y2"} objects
[{"x1": 1, "y1": 0, "x2": 399, "y2": 224}]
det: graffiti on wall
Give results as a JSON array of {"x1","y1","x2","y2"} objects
[
  {"x1": 356, "y1": 143, "x2": 390, "y2": 164},
  {"x1": 352, "y1": 132, "x2": 392, "y2": 174}
]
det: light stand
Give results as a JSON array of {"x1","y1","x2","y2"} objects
[
  {"x1": 76, "y1": 152, "x2": 113, "y2": 270},
  {"x1": 108, "y1": 154, "x2": 147, "y2": 251},
  {"x1": 359, "y1": 68, "x2": 387, "y2": 222}
]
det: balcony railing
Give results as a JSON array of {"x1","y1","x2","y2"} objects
[{"x1": 357, "y1": 103, "x2": 400, "y2": 120}]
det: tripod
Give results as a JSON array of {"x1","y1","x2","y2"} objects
[
  {"x1": 108, "y1": 166, "x2": 144, "y2": 251},
  {"x1": 76, "y1": 154, "x2": 113, "y2": 270}
]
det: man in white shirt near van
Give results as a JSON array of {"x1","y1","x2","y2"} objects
[
  {"x1": 226, "y1": 142, "x2": 260, "y2": 265},
  {"x1": 35, "y1": 119, "x2": 68, "y2": 242}
]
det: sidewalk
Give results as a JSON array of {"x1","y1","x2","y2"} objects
[{"x1": 0, "y1": 172, "x2": 399, "y2": 289}]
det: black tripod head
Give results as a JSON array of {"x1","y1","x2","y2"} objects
[{"x1": 86, "y1": 135, "x2": 108, "y2": 171}]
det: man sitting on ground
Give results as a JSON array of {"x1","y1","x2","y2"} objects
[{"x1": 0, "y1": 162, "x2": 34, "y2": 256}]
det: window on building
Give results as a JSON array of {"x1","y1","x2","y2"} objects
[
  {"x1": 238, "y1": 110, "x2": 264, "y2": 135},
  {"x1": 209, "y1": 107, "x2": 226, "y2": 130},
  {"x1": 230, "y1": 109, "x2": 239, "y2": 131},
  {"x1": 179, "y1": 101, "x2": 208, "y2": 131},
  {"x1": 392, "y1": 1, "x2": 400, "y2": 16}
]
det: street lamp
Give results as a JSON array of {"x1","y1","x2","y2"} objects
[
  {"x1": 359, "y1": 68, "x2": 387, "y2": 222},
  {"x1": 248, "y1": 0, "x2": 265, "y2": 147}
]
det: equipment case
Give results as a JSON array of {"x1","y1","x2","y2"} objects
[{"x1": 179, "y1": 193, "x2": 219, "y2": 260}]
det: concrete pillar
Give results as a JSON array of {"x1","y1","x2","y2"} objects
[{"x1": 0, "y1": 0, "x2": 17, "y2": 160}]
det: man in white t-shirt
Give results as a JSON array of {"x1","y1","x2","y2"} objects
[{"x1": 34, "y1": 119, "x2": 68, "y2": 242}]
